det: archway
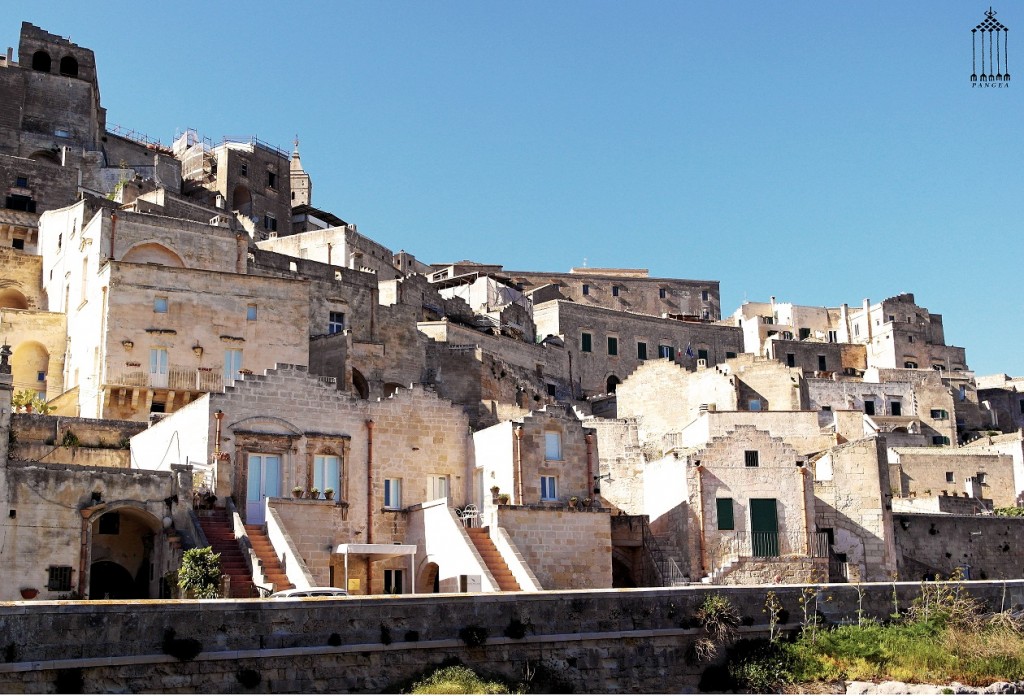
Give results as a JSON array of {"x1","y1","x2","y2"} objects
[
  {"x1": 28, "y1": 150, "x2": 60, "y2": 165},
  {"x1": 88, "y1": 507, "x2": 163, "y2": 599},
  {"x1": 12, "y1": 341, "x2": 49, "y2": 401},
  {"x1": 383, "y1": 382, "x2": 403, "y2": 398},
  {"x1": 59, "y1": 55, "x2": 78, "y2": 77},
  {"x1": 0, "y1": 287, "x2": 29, "y2": 309},
  {"x1": 606, "y1": 375, "x2": 621, "y2": 394},
  {"x1": 612, "y1": 557, "x2": 637, "y2": 588},
  {"x1": 31, "y1": 51, "x2": 51, "y2": 72},
  {"x1": 121, "y1": 242, "x2": 185, "y2": 268},
  {"x1": 418, "y1": 562, "x2": 440, "y2": 594},
  {"x1": 232, "y1": 185, "x2": 253, "y2": 217},
  {"x1": 351, "y1": 368, "x2": 369, "y2": 400}
]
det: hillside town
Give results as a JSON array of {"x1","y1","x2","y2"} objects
[{"x1": 2, "y1": 21, "x2": 1023, "y2": 602}]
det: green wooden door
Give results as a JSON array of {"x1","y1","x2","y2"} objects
[{"x1": 750, "y1": 498, "x2": 779, "y2": 557}]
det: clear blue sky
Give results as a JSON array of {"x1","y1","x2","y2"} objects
[{"x1": 10, "y1": 2, "x2": 1023, "y2": 376}]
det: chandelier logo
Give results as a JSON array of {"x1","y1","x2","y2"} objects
[{"x1": 971, "y1": 7, "x2": 1010, "y2": 88}]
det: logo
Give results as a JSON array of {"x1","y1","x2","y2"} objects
[{"x1": 971, "y1": 7, "x2": 1010, "y2": 87}]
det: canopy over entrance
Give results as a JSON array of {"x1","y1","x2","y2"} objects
[{"x1": 334, "y1": 543, "x2": 417, "y2": 594}]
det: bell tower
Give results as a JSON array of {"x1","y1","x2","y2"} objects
[{"x1": 290, "y1": 136, "x2": 312, "y2": 207}]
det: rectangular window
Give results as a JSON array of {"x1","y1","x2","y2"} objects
[
  {"x1": 582, "y1": 284, "x2": 589, "y2": 296},
  {"x1": 827, "y1": 330, "x2": 838, "y2": 343},
  {"x1": 799, "y1": 327, "x2": 811, "y2": 340},
  {"x1": 817, "y1": 355, "x2": 827, "y2": 371},
  {"x1": 697, "y1": 348, "x2": 709, "y2": 362},
  {"x1": 12, "y1": 238, "x2": 24, "y2": 250},
  {"x1": 383, "y1": 478, "x2": 402, "y2": 509},
  {"x1": 540, "y1": 475, "x2": 557, "y2": 501},
  {"x1": 47, "y1": 566, "x2": 73, "y2": 592},
  {"x1": 930, "y1": 409, "x2": 948, "y2": 419},
  {"x1": 15, "y1": 176, "x2": 28, "y2": 188},
  {"x1": 581, "y1": 332, "x2": 592, "y2": 353},
  {"x1": 1019, "y1": 399, "x2": 1024, "y2": 415},
  {"x1": 854, "y1": 324, "x2": 860, "y2": 337},
  {"x1": 267, "y1": 171, "x2": 277, "y2": 189},
  {"x1": 263, "y1": 214, "x2": 277, "y2": 231},
  {"x1": 383, "y1": 568, "x2": 404, "y2": 594},
  {"x1": 246, "y1": 304, "x2": 258, "y2": 321},
  {"x1": 888, "y1": 314, "x2": 895, "y2": 323},
  {"x1": 545, "y1": 432, "x2": 562, "y2": 460},
  {"x1": 637, "y1": 342, "x2": 648, "y2": 360},
  {"x1": 612, "y1": 285, "x2": 620, "y2": 297},
  {"x1": 748, "y1": 399, "x2": 762, "y2": 411},
  {"x1": 726, "y1": 351, "x2": 737, "y2": 359},
  {"x1": 153, "y1": 296, "x2": 168, "y2": 313},
  {"x1": 607, "y1": 336, "x2": 618, "y2": 356},
  {"x1": 428, "y1": 474, "x2": 449, "y2": 500},
  {"x1": 786, "y1": 353, "x2": 796, "y2": 367},
  {"x1": 328, "y1": 311, "x2": 345, "y2": 334},
  {"x1": 908, "y1": 335, "x2": 914, "y2": 344},
  {"x1": 546, "y1": 383, "x2": 556, "y2": 397},
  {"x1": 932, "y1": 435, "x2": 950, "y2": 445},
  {"x1": 701, "y1": 290, "x2": 709, "y2": 301},
  {"x1": 659, "y1": 288, "x2": 667, "y2": 299},
  {"x1": 976, "y1": 472, "x2": 986, "y2": 485},
  {"x1": 744, "y1": 450, "x2": 760, "y2": 467},
  {"x1": 716, "y1": 498, "x2": 735, "y2": 530},
  {"x1": 224, "y1": 348, "x2": 243, "y2": 382},
  {"x1": 658, "y1": 344, "x2": 675, "y2": 360},
  {"x1": 945, "y1": 471, "x2": 954, "y2": 483},
  {"x1": 313, "y1": 455, "x2": 341, "y2": 498},
  {"x1": 890, "y1": 401, "x2": 902, "y2": 416},
  {"x1": 864, "y1": 400, "x2": 875, "y2": 416},
  {"x1": 240, "y1": 162, "x2": 248, "y2": 177}
]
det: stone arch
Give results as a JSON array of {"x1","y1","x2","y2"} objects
[
  {"x1": 383, "y1": 382, "x2": 403, "y2": 398},
  {"x1": 351, "y1": 368, "x2": 369, "y2": 400},
  {"x1": 12, "y1": 341, "x2": 49, "y2": 400},
  {"x1": 31, "y1": 50, "x2": 51, "y2": 72},
  {"x1": 0, "y1": 287, "x2": 29, "y2": 309},
  {"x1": 29, "y1": 150, "x2": 60, "y2": 165},
  {"x1": 606, "y1": 375, "x2": 621, "y2": 394},
  {"x1": 611, "y1": 547, "x2": 639, "y2": 588},
  {"x1": 418, "y1": 561, "x2": 440, "y2": 594},
  {"x1": 120, "y1": 241, "x2": 185, "y2": 268},
  {"x1": 232, "y1": 184, "x2": 253, "y2": 217},
  {"x1": 59, "y1": 55, "x2": 79, "y2": 77},
  {"x1": 88, "y1": 504, "x2": 165, "y2": 599}
]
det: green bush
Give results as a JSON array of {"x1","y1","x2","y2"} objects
[
  {"x1": 177, "y1": 547, "x2": 221, "y2": 599},
  {"x1": 410, "y1": 665, "x2": 510, "y2": 694}
]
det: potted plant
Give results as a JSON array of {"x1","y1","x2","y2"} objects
[
  {"x1": 309, "y1": 487, "x2": 321, "y2": 500},
  {"x1": 568, "y1": 496, "x2": 579, "y2": 510},
  {"x1": 582, "y1": 497, "x2": 593, "y2": 509},
  {"x1": 292, "y1": 486, "x2": 303, "y2": 498},
  {"x1": 490, "y1": 485, "x2": 500, "y2": 503},
  {"x1": 497, "y1": 493, "x2": 510, "y2": 505},
  {"x1": 324, "y1": 488, "x2": 335, "y2": 501},
  {"x1": 19, "y1": 588, "x2": 38, "y2": 600}
]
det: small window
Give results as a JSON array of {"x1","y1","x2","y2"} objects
[
  {"x1": 246, "y1": 304, "x2": 258, "y2": 321},
  {"x1": 854, "y1": 324, "x2": 860, "y2": 337},
  {"x1": 888, "y1": 314, "x2": 895, "y2": 322},
  {"x1": 581, "y1": 284, "x2": 589, "y2": 296},
  {"x1": 702, "y1": 309, "x2": 710, "y2": 319},
  {"x1": 908, "y1": 335, "x2": 915, "y2": 344},
  {"x1": 12, "y1": 238, "x2": 24, "y2": 250},
  {"x1": 799, "y1": 327, "x2": 811, "y2": 340},
  {"x1": 267, "y1": 170, "x2": 277, "y2": 189},
  {"x1": 701, "y1": 290, "x2": 709, "y2": 301},
  {"x1": 725, "y1": 351, "x2": 737, "y2": 359},
  {"x1": 786, "y1": 353, "x2": 796, "y2": 367},
  {"x1": 545, "y1": 432, "x2": 562, "y2": 461},
  {"x1": 153, "y1": 297, "x2": 168, "y2": 313},
  {"x1": 904, "y1": 361, "x2": 918, "y2": 369},
  {"x1": 976, "y1": 472, "x2": 987, "y2": 485},
  {"x1": 817, "y1": 355, "x2": 827, "y2": 371},
  {"x1": 932, "y1": 435, "x2": 950, "y2": 445},
  {"x1": 37, "y1": 371, "x2": 46, "y2": 382},
  {"x1": 659, "y1": 288, "x2": 667, "y2": 299},
  {"x1": 581, "y1": 332, "x2": 592, "y2": 353},
  {"x1": 240, "y1": 162, "x2": 248, "y2": 177},
  {"x1": 546, "y1": 383, "x2": 556, "y2": 397},
  {"x1": 716, "y1": 498, "x2": 735, "y2": 530},
  {"x1": 748, "y1": 399, "x2": 762, "y2": 412},
  {"x1": 540, "y1": 475, "x2": 557, "y2": 501},
  {"x1": 658, "y1": 344, "x2": 675, "y2": 360},
  {"x1": 612, "y1": 285, "x2": 620, "y2": 297},
  {"x1": 15, "y1": 176, "x2": 28, "y2": 188},
  {"x1": 328, "y1": 311, "x2": 345, "y2": 334},
  {"x1": 930, "y1": 409, "x2": 948, "y2": 419},
  {"x1": 827, "y1": 330, "x2": 838, "y2": 343},
  {"x1": 890, "y1": 401, "x2": 902, "y2": 416},
  {"x1": 263, "y1": 214, "x2": 277, "y2": 231},
  {"x1": 864, "y1": 400, "x2": 875, "y2": 416},
  {"x1": 57, "y1": 233, "x2": 62, "y2": 250},
  {"x1": 637, "y1": 342, "x2": 648, "y2": 360},
  {"x1": 47, "y1": 566, "x2": 73, "y2": 592},
  {"x1": 54, "y1": 128, "x2": 70, "y2": 139},
  {"x1": 744, "y1": 450, "x2": 759, "y2": 467},
  {"x1": 933, "y1": 364, "x2": 946, "y2": 371},
  {"x1": 945, "y1": 471, "x2": 954, "y2": 483},
  {"x1": 428, "y1": 474, "x2": 449, "y2": 501},
  {"x1": 384, "y1": 478, "x2": 402, "y2": 509},
  {"x1": 607, "y1": 336, "x2": 618, "y2": 356}
]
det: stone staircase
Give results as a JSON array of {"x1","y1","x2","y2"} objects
[
  {"x1": 196, "y1": 510, "x2": 255, "y2": 598},
  {"x1": 245, "y1": 524, "x2": 294, "y2": 594},
  {"x1": 466, "y1": 527, "x2": 520, "y2": 591}
]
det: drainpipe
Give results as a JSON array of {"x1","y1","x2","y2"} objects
[
  {"x1": 585, "y1": 432, "x2": 595, "y2": 495},
  {"x1": 327, "y1": 242, "x2": 332, "y2": 266},
  {"x1": 513, "y1": 425, "x2": 524, "y2": 505},
  {"x1": 694, "y1": 462, "x2": 706, "y2": 577},
  {"x1": 78, "y1": 512, "x2": 92, "y2": 597},
  {"x1": 365, "y1": 419, "x2": 374, "y2": 593},
  {"x1": 109, "y1": 212, "x2": 117, "y2": 261},
  {"x1": 798, "y1": 463, "x2": 811, "y2": 555},
  {"x1": 213, "y1": 410, "x2": 224, "y2": 460}
]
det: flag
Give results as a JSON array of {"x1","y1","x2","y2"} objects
[{"x1": 685, "y1": 343, "x2": 695, "y2": 359}]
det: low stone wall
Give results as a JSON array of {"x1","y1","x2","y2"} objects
[
  {"x1": 0, "y1": 581, "x2": 1021, "y2": 693},
  {"x1": 895, "y1": 513, "x2": 1024, "y2": 581}
]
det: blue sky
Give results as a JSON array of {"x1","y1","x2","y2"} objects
[{"x1": 10, "y1": 2, "x2": 1022, "y2": 375}]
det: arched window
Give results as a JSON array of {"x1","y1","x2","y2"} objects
[
  {"x1": 59, "y1": 56, "x2": 79, "y2": 77},
  {"x1": 31, "y1": 51, "x2": 51, "y2": 72}
]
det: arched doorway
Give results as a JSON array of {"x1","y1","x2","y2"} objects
[
  {"x1": 59, "y1": 55, "x2": 79, "y2": 77},
  {"x1": 606, "y1": 375, "x2": 621, "y2": 393},
  {"x1": 12, "y1": 341, "x2": 49, "y2": 402},
  {"x1": 232, "y1": 185, "x2": 253, "y2": 217},
  {"x1": 0, "y1": 287, "x2": 29, "y2": 309},
  {"x1": 31, "y1": 51, "x2": 51, "y2": 72},
  {"x1": 419, "y1": 562, "x2": 440, "y2": 594},
  {"x1": 121, "y1": 242, "x2": 185, "y2": 267},
  {"x1": 88, "y1": 507, "x2": 164, "y2": 599},
  {"x1": 351, "y1": 368, "x2": 369, "y2": 400}
]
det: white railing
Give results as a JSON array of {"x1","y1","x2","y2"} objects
[{"x1": 106, "y1": 365, "x2": 225, "y2": 392}]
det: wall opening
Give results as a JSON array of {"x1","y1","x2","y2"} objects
[
  {"x1": 31, "y1": 51, "x2": 51, "y2": 72},
  {"x1": 59, "y1": 55, "x2": 79, "y2": 77}
]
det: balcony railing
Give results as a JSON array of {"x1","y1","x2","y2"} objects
[
  {"x1": 708, "y1": 530, "x2": 830, "y2": 568},
  {"x1": 106, "y1": 365, "x2": 225, "y2": 392}
]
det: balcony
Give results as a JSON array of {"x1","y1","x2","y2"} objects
[{"x1": 106, "y1": 365, "x2": 225, "y2": 392}]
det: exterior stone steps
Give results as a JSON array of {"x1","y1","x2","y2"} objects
[
  {"x1": 197, "y1": 512, "x2": 256, "y2": 598},
  {"x1": 244, "y1": 524, "x2": 294, "y2": 593},
  {"x1": 466, "y1": 527, "x2": 520, "y2": 591}
]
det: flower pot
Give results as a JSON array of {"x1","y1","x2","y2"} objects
[
  {"x1": 20, "y1": 588, "x2": 38, "y2": 600},
  {"x1": 325, "y1": 491, "x2": 335, "y2": 501}
]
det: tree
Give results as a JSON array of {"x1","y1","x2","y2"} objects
[{"x1": 177, "y1": 547, "x2": 221, "y2": 599}]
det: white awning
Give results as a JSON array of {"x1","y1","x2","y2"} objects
[{"x1": 334, "y1": 544, "x2": 418, "y2": 594}]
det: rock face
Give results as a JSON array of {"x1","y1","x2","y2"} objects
[{"x1": 846, "y1": 681, "x2": 1024, "y2": 694}]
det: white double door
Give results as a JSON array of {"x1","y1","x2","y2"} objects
[{"x1": 246, "y1": 454, "x2": 281, "y2": 525}]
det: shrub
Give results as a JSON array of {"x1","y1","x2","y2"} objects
[
  {"x1": 410, "y1": 665, "x2": 510, "y2": 694},
  {"x1": 177, "y1": 547, "x2": 221, "y2": 599}
]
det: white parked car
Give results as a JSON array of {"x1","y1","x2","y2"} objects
[{"x1": 270, "y1": 587, "x2": 349, "y2": 599}]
